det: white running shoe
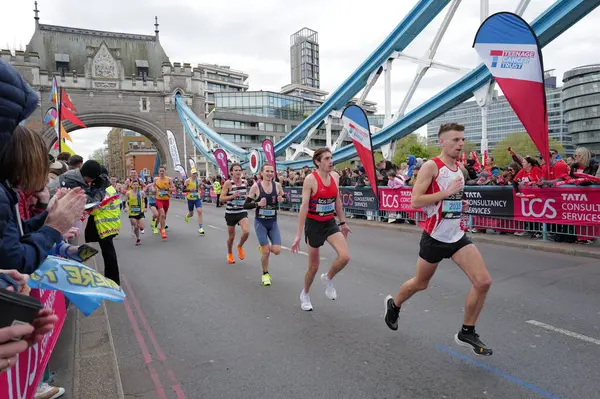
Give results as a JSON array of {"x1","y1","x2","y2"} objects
[
  {"x1": 300, "y1": 289, "x2": 313, "y2": 311},
  {"x1": 320, "y1": 273, "x2": 337, "y2": 300},
  {"x1": 141, "y1": 229, "x2": 145, "y2": 234},
  {"x1": 35, "y1": 383, "x2": 65, "y2": 399}
]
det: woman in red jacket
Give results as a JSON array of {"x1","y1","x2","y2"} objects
[{"x1": 514, "y1": 156, "x2": 542, "y2": 185}]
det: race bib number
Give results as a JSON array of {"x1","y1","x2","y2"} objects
[
  {"x1": 231, "y1": 199, "x2": 245, "y2": 206},
  {"x1": 158, "y1": 190, "x2": 168, "y2": 196},
  {"x1": 188, "y1": 192, "x2": 198, "y2": 199},
  {"x1": 316, "y1": 203, "x2": 335, "y2": 214},
  {"x1": 259, "y1": 208, "x2": 276, "y2": 217},
  {"x1": 131, "y1": 206, "x2": 141, "y2": 213},
  {"x1": 442, "y1": 200, "x2": 462, "y2": 219}
]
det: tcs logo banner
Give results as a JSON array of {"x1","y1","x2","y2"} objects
[{"x1": 519, "y1": 197, "x2": 557, "y2": 219}]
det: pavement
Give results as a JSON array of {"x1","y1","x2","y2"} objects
[{"x1": 99, "y1": 200, "x2": 600, "y2": 399}]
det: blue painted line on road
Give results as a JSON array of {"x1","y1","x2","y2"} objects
[{"x1": 436, "y1": 345, "x2": 564, "y2": 399}]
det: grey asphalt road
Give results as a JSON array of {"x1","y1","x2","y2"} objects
[{"x1": 105, "y1": 200, "x2": 600, "y2": 399}]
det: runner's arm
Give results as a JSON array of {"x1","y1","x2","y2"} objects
[
  {"x1": 411, "y1": 161, "x2": 454, "y2": 209},
  {"x1": 219, "y1": 181, "x2": 233, "y2": 203},
  {"x1": 182, "y1": 179, "x2": 189, "y2": 192},
  {"x1": 295, "y1": 175, "x2": 315, "y2": 238},
  {"x1": 276, "y1": 182, "x2": 285, "y2": 202},
  {"x1": 332, "y1": 172, "x2": 346, "y2": 224}
]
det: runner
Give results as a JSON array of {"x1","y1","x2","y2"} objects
[
  {"x1": 291, "y1": 148, "x2": 351, "y2": 311},
  {"x1": 383, "y1": 123, "x2": 493, "y2": 356},
  {"x1": 126, "y1": 180, "x2": 145, "y2": 246},
  {"x1": 124, "y1": 169, "x2": 147, "y2": 234},
  {"x1": 220, "y1": 163, "x2": 250, "y2": 264},
  {"x1": 154, "y1": 166, "x2": 175, "y2": 240},
  {"x1": 144, "y1": 181, "x2": 160, "y2": 235},
  {"x1": 246, "y1": 164, "x2": 284, "y2": 286},
  {"x1": 183, "y1": 169, "x2": 205, "y2": 235}
]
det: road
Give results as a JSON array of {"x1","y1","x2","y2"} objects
[{"x1": 105, "y1": 200, "x2": 600, "y2": 399}]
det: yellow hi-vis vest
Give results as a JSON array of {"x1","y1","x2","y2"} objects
[{"x1": 92, "y1": 185, "x2": 121, "y2": 239}]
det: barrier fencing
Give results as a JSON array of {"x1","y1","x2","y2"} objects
[{"x1": 197, "y1": 184, "x2": 600, "y2": 241}]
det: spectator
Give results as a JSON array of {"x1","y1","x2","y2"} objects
[
  {"x1": 0, "y1": 126, "x2": 86, "y2": 274},
  {"x1": 540, "y1": 149, "x2": 570, "y2": 181},
  {"x1": 68, "y1": 154, "x2": 84, "y2": 170},
  {"x1": 406, "y1": 164, "x2": 421, "y2": 186},
  {"x1": 570, "y1": 147, "x2": 599, "y2": 179},
  {"x1": 48, "y1": 160, "x2": 109, "y2": 203},
  {"x1": 0, "y1": 59, "x2": 38, "y2": 135},
  {"x1": 387, "y1": 170, "x2": 404, "y2": 188},
  {"x1": 566, "y1": 156, "x2": 575, "y2": 167},
  {"x1": 339, "y1": 169, "x2": 352, "y2": 187},
  {"x1": 485, "y1": 155, "x2": 500, "y2": 177},
  {"x1": 514, "y1": 156, "x2": 542, "y2": 185},
  {"x1": 56, "y1": 152, "x2": 71, "y2": 163},
  {"x1": 406, "y1": 155, "x2": 416, "y2": 179},
  {"x1": 48, "y1": 161, "x2": 68, "y2": 183}
]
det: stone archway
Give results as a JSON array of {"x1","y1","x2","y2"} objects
[{"x1": 42, "y1": 112, "x2": 173, "y2": 172}]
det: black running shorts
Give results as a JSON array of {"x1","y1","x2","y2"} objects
[
  {"x1": 304, "y1": 218, "x2": 340, "y2": 248},
  {"x1": 225, "y1": 212, "x2": 248, "y2": 227},
  {"x1": 418, "y1": 232, "x2": 472, "y2": 264},
  {"x1": 128, "y1": 213, "x2": 145, "y2": 220}
]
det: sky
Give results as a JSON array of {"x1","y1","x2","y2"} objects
[{"x1": 3, "y1": 0, "x2": 600, "y2": 159}]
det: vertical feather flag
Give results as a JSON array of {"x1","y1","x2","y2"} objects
[
  {"x1": 474, "y1": 12, "x2": 549, "y2": 178},
  {"x1": 61, "y1": 88, "x2": 77, "y2": 112},
  {"x1": 49, "y1": 78, "x2": 58, "y2": 105}
]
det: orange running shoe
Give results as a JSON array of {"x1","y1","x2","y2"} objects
[
  {"x1": 161, "y1": 229, "x2": 167, "y2": 239},
  {"x1": 227, "y1": 253, "x2": 235, "y2": 264},
  {"x1": 237, "y1": 246, "x2": 245, "y2": 260}
]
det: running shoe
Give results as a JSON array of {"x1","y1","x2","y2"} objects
[
  {"x1": 153, "y1": 227, "x2": 158, "y2": 235},
  {"x1": 185, "y1": 215, "x2": 191, "y2": 223},
  {"x1": 300, "y1": 289, "x2": 313, "y2": 311},
  {"x1": 258, "y1": 246, "x2": 263, "y2": 255},
  {"x1": 237, "y1": 246, "x2": 245, "y2": 260},
  {"x1": 141, "y1": 229, "x2": 145, "y2": 234},
  {"x1": 151, "y1": 218, "x2": 156, "y2": 229},
  {"x1": 198, "y1": 228, "x2": 205, "y2": 235},
  {"x1": 261, "y1": 273, "x2": 272, "y2": 286},
  {"x1": 135, "y1": 239, "x2": 141, "y2": 246},
  {"x1": 320, "y1": 273, "x2": 337, "y2": 300},
  {"x1": 384, "y1": 295, "x2": 400, "y2": 331},
  {"x1": 227, "y1": 253, "x2": 235, "y2": 264},
  {"x1": 35, "y1": 383, "x2": 65, "y2": 399},
  {"x1": 455, "y1": 330, "x2": 493, "y2": 356},
  {"x1": 161, "y1": 229, "x2": 167, "y2": 240}
]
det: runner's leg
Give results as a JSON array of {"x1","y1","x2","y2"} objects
[
  {"x1": 324, "y1": 232, "x2": 350, "y2": 280},
  {"x1": 268, "y1": 221, "x2": 282, "y2": 255},
  {"x1": 131, "y1": 218, "x2": 140, "y2": 240},
  {"x1": 451, "y1": 244, "x2": 492, "y2": 325},
  {"x1": 393, "y1": 257, "x2": 439, "y2": 306},
  {"x1": 238, "y1": 217, "x2": 250, "y2": 248},
  {"x1": 227, "y1": 226, "x2": 236, "y2": 254},
  {"x1": 304, "y1": 245, "x2": 320, "y2": 294}
]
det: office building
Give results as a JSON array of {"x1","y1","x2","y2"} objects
[
  {"x1": 107, "y1": 128, "x2": 156, "y2": 179},
  {"x1": 562, "y1": 64, "x2": 600, "y2": 152},
  {"x1": 197, "y1": 63, "x2": 249, "y2": 115},
  {"x1": 290, "y1": 28, "x2": 320, "y2": 89},
  {"x1": 426, "y1": 74, "x2": 573, "y2": 153}
]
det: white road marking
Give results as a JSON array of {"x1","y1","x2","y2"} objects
[
  {"x1": 281, "y1": 246, "x2": 327, "y2": 260},
  {"x1": 526, "y1": 320, "x2": 600, "y2": 346},
  {"x1": 207, "y1": 224, "x2": 226, "y2": 231}
]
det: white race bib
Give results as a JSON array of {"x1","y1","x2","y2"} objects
[
  {"x1": 158, "y1": 190, "x2": 168, "y2": 196},
  {"x1": 442, "y1": 200, "x2": 462, "y2": 219},
  {"x1": 316, "y1": 203, "x2": 335, "y2": 213},
  {"x1": 259, "y1": 208, "x2": 276, "y2": 217}
]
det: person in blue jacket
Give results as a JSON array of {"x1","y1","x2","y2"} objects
[{"x1": 0, "y1": 60, "x2": 86, "y2": 288}]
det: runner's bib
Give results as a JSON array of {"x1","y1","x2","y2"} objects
[
  {"x1": 188, "y1": 192, "x2": 198, "y2": 199},
  {"x1": 316, "y1": 202, "x2": 335, "y2": 214},
  {"x1": 231, "y1": 199, "x2": 245, "y2": 206},
  {"x1": 158, "y1": 190, "x2": 168, "y2": 196},
  {"x1": 442, "y1": 200, "x2": 462, "y2": 219},
  {"x1": 258, "y1": 208, "x2": 276, "y2": 217},
  {"x1": 131, "y1": 206, "x2": 141, "y2": 213}
]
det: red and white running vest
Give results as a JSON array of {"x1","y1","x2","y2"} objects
[{"x1": 423, "y1": 157, "x2": 465, "y2": 243}]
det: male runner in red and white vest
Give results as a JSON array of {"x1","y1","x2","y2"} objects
[
  {"x1": 384, "y1": 123, "x2": 493, "y2": 356},
  {"x1": 292, "y1": 148, "x2": 351, "y2": 311}
]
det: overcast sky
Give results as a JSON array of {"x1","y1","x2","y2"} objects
[{"x1": 3, "y1": 0, "x2": 599, "y2": 159}]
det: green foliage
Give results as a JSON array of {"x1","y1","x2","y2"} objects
[{"x1": 490, "y1": 132, "x2": 564, "y2": 167}]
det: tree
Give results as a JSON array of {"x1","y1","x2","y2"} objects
[
  {"x1": 424, "y1": 138, "x2": 476, "y2": 159},
  {"x1": 491, "y1": 132, "x2": 564, "y2": 167},
  {"x1": 90, "y1": 147, "x2": 108, "y2": 165},
  {"x1": 391, "y1": 133, "x2": 429, "y2": 165}
]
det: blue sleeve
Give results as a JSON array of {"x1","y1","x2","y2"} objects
[
  {"x1": 0, "y1": 199, "x2": 62, "y2": 274},
  {"x1": 22, "y1": 211, "x2": 48, "y2": 233}
]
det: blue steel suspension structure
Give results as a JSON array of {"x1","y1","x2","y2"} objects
[{"x1": 176, "y1": 0, "x2": 600, "y2": 169}]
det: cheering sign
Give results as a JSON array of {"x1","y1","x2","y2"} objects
[{"x1": 28, "y1": 256, "x2": 126, "y2": 316}]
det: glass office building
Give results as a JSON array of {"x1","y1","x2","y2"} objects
[
  {"x1": 562, "y1": 64, "x2": 600, "y2": 152},
  {"x1": 215, "y1": 92, "x2": 306, "y2": 120},
  {"x1": 427, "y1": 77, "x2": 572, "y2": 154}
]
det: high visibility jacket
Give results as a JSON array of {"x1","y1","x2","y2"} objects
[
  {"x1": 92, "y1": 186, "x2": 121, "y2": 239},
  {"x1": 212, "y1": 181, "x2": 221, "y2": 195}
]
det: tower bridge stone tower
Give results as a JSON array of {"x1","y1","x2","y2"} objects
[{"x1": 4, "y1": 5, "x2": 204, "y2": 174}]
